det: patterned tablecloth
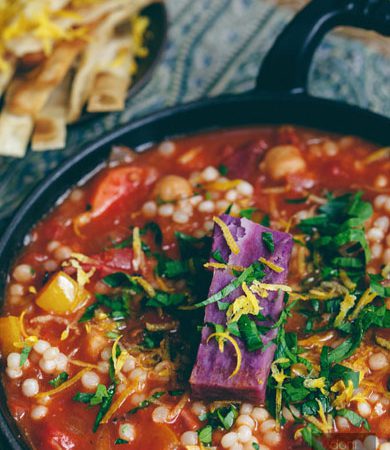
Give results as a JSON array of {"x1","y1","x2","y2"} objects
[{"x1": 0, "y1": 0, "x2": 389, "y2": 223}]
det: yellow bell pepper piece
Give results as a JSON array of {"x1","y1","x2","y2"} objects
[
  {"x1": 0, "y1": 316, "x2": 23, "y2": 356},
  {"x1": 36, "y1": 271, "x2": 88, "y2": 314}
]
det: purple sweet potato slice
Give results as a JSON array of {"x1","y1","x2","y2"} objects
[{"x1": 190, "y1": 214, "x2": 293, "y2": 403}]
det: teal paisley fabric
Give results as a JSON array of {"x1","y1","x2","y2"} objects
[{"x1": 0, "y1": 0, "x2": 389, "y2": 222}]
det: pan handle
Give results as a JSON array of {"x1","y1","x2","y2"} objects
[{"x1": 256, "y1": 0, "x2": 390, "y2": 94}]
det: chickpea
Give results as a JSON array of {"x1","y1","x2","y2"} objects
[
  {"x1": 261, "y1": 145, "x2": 306, "y2": 181},
  {"x1": 153, "y1": 175, "x2": 193, "y2": 202}
]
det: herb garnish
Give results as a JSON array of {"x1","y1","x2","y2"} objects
[
  {"x1": 262, "y1": 231, "x2": 274, "y2": 253},
  {"x1": 49, "y1": 372, "x2": 68, "y2": 388},
  {"x1": 19, "y1": 344, "x2": 32, "y2": 367},
  {"x1": 198, "y1": 424, "x2": 213, "y2": 445},
  {"x1": 189, "y1": 261, "x2": 264, "y2": 309},
  {"x1": 128, "y1": 391, "x2": 165, "y2": 415}
]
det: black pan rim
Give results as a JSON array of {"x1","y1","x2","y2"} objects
[{"x1": 0, "y1": 90, "x2": 389, "y2": 450}]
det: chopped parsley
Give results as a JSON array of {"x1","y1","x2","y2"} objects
[
  {"x1": 140, "y1": 329, "x2": 164, "y2": 349},
  {"x1": 336, "y1": 409, "x2": 369, "y2": 430},
  {"x1": 197, "y1": 424, "x2": 213, "y2": 445},
  {"x1": 240, "y1": 207, "x2": 258, "y2": 220},
  {"x1": 79, "y1": 290, "x2": 131, "y2": 323},
  {"x1": 49, "y1": 372, "x2": 68, "y2": 388},
  {"x1": 218, "y1": 164, "x2": 228, "y2": 176},
  {"x1": 190, "y1": 261, "x2": 264, "y2": 309},
  {"x1": 262, "y1": 231, "x2": 274, "y2": 253},
  {"x1": 19, "y1": 344, "x2": 32, "y2": 367},
  {"x1": 73, "y1": 382, "x2": 116, "y2": 432},
  {"x1": 115, "y1": 439, "x2": 128, "y2": 445},
  {"x1": 73, "y1": 384, "x2": 109, "y2": 406},
  {"x1": 128, "y1": 391, "x2": 165, "y2": 415}
]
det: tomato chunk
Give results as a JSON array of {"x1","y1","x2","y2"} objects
[
  {"x1": 80, "y1": 248, "x2": 135, "y2": 277},
  {"x1": 90, "y1": 165, "x2": 158, "y2": 218},
  {"x1": 38, "y1": 423, "x2": 84, "y2": 450}
]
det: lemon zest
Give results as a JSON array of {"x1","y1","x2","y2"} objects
[
  {"x1": 132, "y1": 227, "x2": 143, "y2": 271},
  {"x1": 69, "y1": 359, "x2": 99, "y2": 370},
  {"x1": 308, "y1": 289, "x2": 337, "y2": 300},
  {"x1": 101, "y1": 383, "x2": 137, "y2": 424},
  {"x1": 305, "y1": 399, "x2": 332, "y2": 434},
  {"x1": 63, "y1": 258, "x2": 95, "y2": 287},
  {"x1": 112, "y1": 336, "x2": 129, "y2": 376},
  {"x1": 207, "y1": 332, "x2": 242, "y2": 378},
  {"x1": 17, "y1": 310, "x2": 38, "y2": 347},
  {"x1": 19, "y1": 310, "x2": 29, "y2": 339},
  {"x1": 250, "y1": 281, "x2": 292, "y2": 299},
  {"x1": 213, "y1": 216, "x2": 240, "y2": 255},
  {"x1": 204, "y1": 262, "x2": 245, "y2": 272},
  {"x1": 28, "y1": 286, "x2": 37, "y2": 294},
  {"x1": 226, "y1": 282, "x2": 261, "y2": 324},
  {"x1": 35, "y1": 368, "x2": 89, "y2": 399},
  {"x1": 363, "y1": 147, "x2": 390, "y2": 164},
  {"x1": 350, "y1": 289, "x2": 377, "y2": 320},
  {"x1": 334, "y1": 293, "x2": 356, "y2": 327},
  {"x1": 60, "y1": 324, "x2": 71, "y2": 341},
  {"x1": 375, "y1": 335, "x2": 390, "y2": 351},
  {"x1": 303, "y1": 377, "x2": 328, "y2": 395},
  {"x1": 205, "y1": 179, "x2": 242, "y2": 191},
  {"x1": 271, "y1": 358, "x2": 289, "y2": 428},
  {"x1": 339, "y1": 270, "x2": 357, "y2": 290},
  {"x1": 155, "y1": 275, "x2": 173, "y2": 292},
  {"x1": 331, "y1": 379, "x2": 366, "y2": 409},
  {"x1": 131, "y1": 276, "x2": 156, "y2": 297},
  {"x1": 258, "y1": 257, "x2": 284, "y2": 273}
]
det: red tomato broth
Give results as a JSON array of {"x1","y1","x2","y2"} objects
[{"x1": 1, "y1": 126, "x2": 389, "y2": 450}]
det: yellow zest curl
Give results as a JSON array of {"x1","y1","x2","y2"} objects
[
  {"x1": 207, "y1": 332, "x2": 242, "y2": 378},
  {"x1": 350, "y1": 289, "x2": 377, "y2": 320},
  {"x1": 213, "y1": 216, "x2": 240, "y2": 255},
  {"x1": 101, "y1": 383, "x2": 136, "y2": 424},
  {"x1": 258, "y1": 257, "x2": 284, "y2": 273},
  {"x1": 334, "y1": 293, "x2": 356, "y2": 327},
  {"x1": 35, "y1": 368, "x2": 89, "y2": 399}
]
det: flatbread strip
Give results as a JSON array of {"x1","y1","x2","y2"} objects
[
  {"x1": 32, "y1": 74, "x2": 70, "y2": 151},
  {"x1": 0, "y1": 110, "x2": 33, "y2": 158},
  {"x1": 0, "y1": 59, "x2": 15, "y2": 97},
  {"x1": 6, "y1": 39, "x2": 85, "y2": 117},
  {"x1": 68, "y1": 0, "x2": 154, "y2": 123},
  {"x1": 87, "y1": 36, "x2": 135, "y2": 112}
]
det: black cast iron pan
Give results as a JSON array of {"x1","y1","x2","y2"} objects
[{"x1": 0, "y1": 0, "x2": 389, "y2": 448}]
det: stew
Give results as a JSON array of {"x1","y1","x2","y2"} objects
[{"x1": 1, "y1": 126, "x2": 389, "y2": 450}]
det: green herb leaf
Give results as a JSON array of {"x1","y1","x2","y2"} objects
[
  {"x1": 168, "y1": 390, "x2": 184, "y2": 396},
  {"x1": 218, "y1": 164, "x2": 228, "y2": 176},
  {"x1": 237, "y1": 315, "x2": 263, "y2": 352},
  {"x1": 115, "y1": 439, "x2": 128, "y2": 445},
  {"x1": 285, "y1": 196, "x2": 308, "y2": 204},
  {"x1": 93, "y1": 383, "x2": 116, "y2": 432},
  {"x1": 240, "y1": 208, "x2": 258, "y2": 220},
  {"x1": 262, "y1": 232, "x2": 274, "y2": 253},
  {"x1": 19, "y1": 344, "x2": 32, "y2": 367},
  {"x1": 141, "y1": 330, "x2": 163, "y2": 349},
  {"x1": 260, "y1": 214, "x2": 270, "y2": 227},
  {"x1": 198, "y1": 425, "x2": 213, "y2": 445},
  {"x1": 212, "y1": 249, "x2": 226, "y2": 264},
  {"x1": 49, "y1": 372, "x2": 69, "y2": 388},
  {"x1": 128, "y1": 391, "x2": 165, "y2": 415},
  {"x1": 191, "y1": 261, "x2": 264, "y2": 309},
  {"x1": 337, "y1": 409, "x2": 370, "y2": 430}
]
